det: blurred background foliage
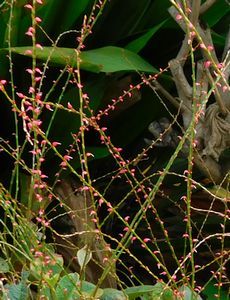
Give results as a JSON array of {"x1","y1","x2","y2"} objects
[{"x1": 0, "y1": 0, "x2": 229, "y2": 167}]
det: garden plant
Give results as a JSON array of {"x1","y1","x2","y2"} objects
[{"x1": 0, "y1": 0, "x2": 229, "y2": 299}]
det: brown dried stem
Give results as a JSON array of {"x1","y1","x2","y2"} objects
[
  {"x1": 200, "y1": 0, "x2": 217, "y2": 14},
  {"x1": 167, "y1": 0, "x2": 230, "y2": 184}
]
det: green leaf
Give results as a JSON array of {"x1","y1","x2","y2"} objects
[
  {"x1": 88, "y1": 0, "x2": 153, "y2": 44},
  {"x1": 4, "y1": 283, "x2": 29, "y2": 300},
  {"x1": 59, "y1": 0, "x2": 91, "y2": 32},
  {"x1": 30, "y1": 253, "x2": 63, "y2": 282},
  {"x1": 202, "y1": 280, "x2": 229, "y2": 300},
  {"x1": 7, "y1": 46, "x2": 157, "y2": 73},
  {"x1": 56, "y1": 273, "x2": 103, "y2": 300},
  {"x1": 4, "y1": 272, "x2": 29, "y2": 300},
  {"x1": 125, "y1": 283, "x2": 168, "y2": 300},
  {"x1": 39, "y1": 285, "x2": 52, "y2": 299},
  {"x1": 0, "y1": 257, "x2": 9, "y2": 273},
  {"x1": 77, "y1": 246, "x2": 92, "y2": 269},
  {"x1": 55, "y1": 273, "x2": 80, "y2": 300},
  {"x1": 81, "y1": 281, "x2": 103, "y2": 298},
  {"x1": 0, "y1": 0, "x2": 27, "y2": 47},
  {"x1": 17, "y1": 1, "x2": 89, "y2": 44},
  {"x1": 126, "y1": 19, "x2": 168, "y2": 53},
  {"x1": 202, "y1": 1, "x2": 230, "y2": 27},
  {"x1": 178, "y1": 286, "x2": 202, "y2": 300},
  {"x1": 212, "y1": 31, "x2": 226, "y2": 47},
  {"x1": 80, "y1": 46, "x2": 157, "y2": 73},
  {"x1": 101, "y1": 288, "x2": 126, "y2": 300},
  {"x1": 35, "y1": 0, "x2": 65, "y2": 37}
]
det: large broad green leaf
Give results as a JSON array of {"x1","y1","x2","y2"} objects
[
  {"x1": 20, "y1": 0, "x2": 72, "y2": 41},
  {"x1": 21, "y1": 0, "x2": 91, "y2": 41},
  {"x1": 135, "y1": 0, "x2": 174, "y2": 30},
  {"x1": 212, "y1": 31, "x2": 226, "y2": 47},
  {"x1": 101, "y1": 288, "x2": 126, "y2": 300},
  {"x1": 201, "y1": 0, "x2": 230, "y2": 27},
  {"x1": 56, "y1": 273, "x2": 80, "y2": 300},
  {"x1": 124, "y1": 283, "x2": 173, "y2": 300},
  {"x1": 7, "y1": 46, "x2": 157, "y2": 73},
  {"x1": 125, "y1": 19, "x2": 168, "y2": 53},
  {"x1": 202, "y1": 280, "x2": 229, "y2": 300},
  {"x1": 56, "y1": 273, "x2": 103, "y2": 300},
  {"x1": 4, "y1": 283, "x2": 29, "y2": 300},
  {"x1": 4, "y1": 271, "x2": 29, "y2": 300},
  {"x1": 87, "y1": 0, "x2": 153, "y2": 45},
  {"x1": 80, "y1": 47, "x2": 157, "y2": 73},
  {"x1": 58, "y1": 0, "x2": 92, "y2": 32},
  {"x1": 0, "y1": 0, "x2": 27, "y2": 47}
]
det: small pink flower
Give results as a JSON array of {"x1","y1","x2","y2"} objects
[
  {"x1": 207, "y1": 45, "x2": 214, "y2": 51},
  {"x1": 217, "y1": 63, "x2": 223, "y2": 69},
  {"x1": 67, "y1": 102, "x2": 73, "y2": 109},
  {"x1": 25, "y1": 27, "x2": 35, "y2": 37},
  {"x1": 35, "y1": 17, "x2": 42, "y2": 23},
  {"x1": 77, "y1": 83, "x2": 83, "y2": 89},
  {"x1": 45, "y1": 104, "x2": 53, "y2": 111},
  {"x1": 86, "y1": 152, "x2": 94, "y2": 157},
  {"x1": 98, "y1": 199, "x2": 104, "y2": 206},
  {"x1": 24, "y1": 4, "x2": 33, "y2": 9},
  {"x1": 143, "y1": 238, "x2": 151, "y2": 243},
  {"x1": 29, "y1": 87, "x2": 35, "y2": 94},
  {"x1": 25, "y1": 50, "x2": 32, "y2": 55},
  {"x1": 60, "y1": 161, "x2": 67, "y2": 168},
  {"x1": 200, "y1": 43, "x2": 206, "y2": 49},
  {"x1": 36, "y1": 43, "x2": 43, "y2": 50},
  {"x1": 26, "y1": 68, "x2": 33, "y2": 74},
  {"x1": 52, "y1": 141, "x2": 61, "y2": 147},
  {"x1": 63, "y1": 155, "x2": 73, "y2": 161},
  {"x1": 176, "y1": 14, "x2": 182, "y2": 21},
  {"x1": 204, "y1": 60, "x2": 211, "y2": 68},
  {"x1": 222, "y1": 85, "x2": 228, "y2": 92}
]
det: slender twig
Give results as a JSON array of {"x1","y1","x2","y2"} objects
[{"x1": 150, "y1": 80, "x2": 184, "y2": 110}]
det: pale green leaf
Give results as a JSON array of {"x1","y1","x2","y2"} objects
[
  {"x1": 77, "y1": 246, "x2": 92, "y2": 269},
  {"x1": 0, "y1": 257, "x2": 9, "y2": 273},
  {"x1": 178, "y1": 286, "x2": 203, "y2": 300},
  {"x1": 125, "y1": 283, "x2": 167, "y2": 300},
  {"x1": 101, "y1": 288, "x2": 126, "y2": 300},
  {"x1": 6, "y1": 46, "x2": 157, "y2": 73},
  {"x1": 56, "y1": 273, "x2": 80, "y2": 300}
]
